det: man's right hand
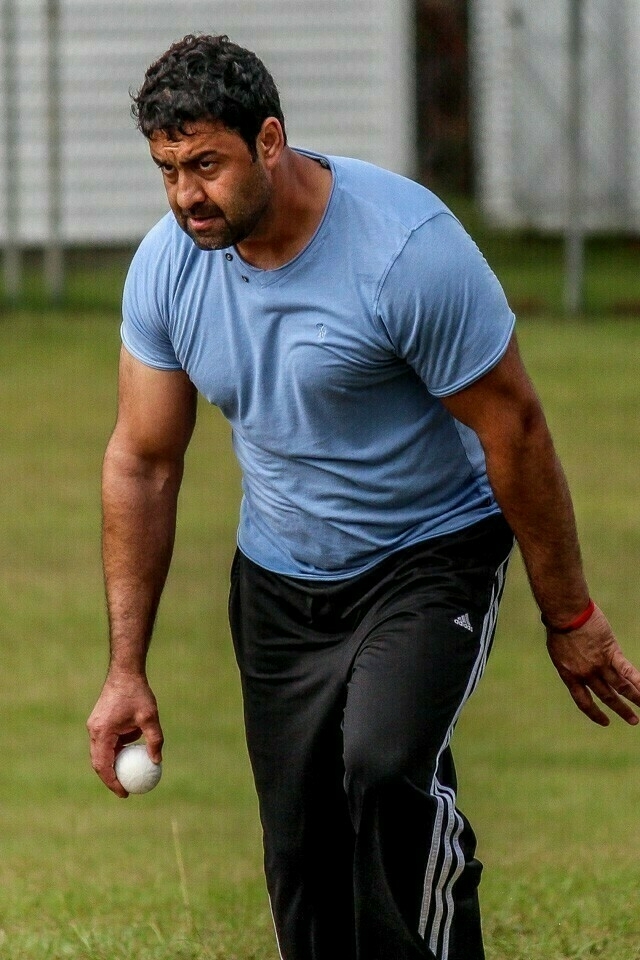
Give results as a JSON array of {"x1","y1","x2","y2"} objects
[{"x1": 87, "y1": 672, "x2": 164, "y2": 798}]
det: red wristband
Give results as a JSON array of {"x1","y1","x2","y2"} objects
[{"x1": 542, "y1": 598, "x2": 595, "y2": 633}]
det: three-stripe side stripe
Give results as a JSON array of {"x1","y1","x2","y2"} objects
[{"x1": 418, "y1": 553, "x2": 509, "y2": 959}]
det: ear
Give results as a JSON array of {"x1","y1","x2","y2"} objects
[{"x1": 257, "y1": 118, "x2": 285, "y2": 169}]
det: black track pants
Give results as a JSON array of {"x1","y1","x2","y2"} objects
[{"x1": 228, "y1": 515, "x2": 513, "y2": 960}]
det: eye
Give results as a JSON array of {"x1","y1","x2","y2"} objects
[{"x1": 154, "y1": 161, "x2": 175, "y2": 178}]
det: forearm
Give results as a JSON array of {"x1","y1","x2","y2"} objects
[
  {"x1": 441, "y1": 337, "x2": 640, "y2": 725},
  {"x1": 102, "y1": 438, "x2": 184, "y2": 674},
  {"x1": 483, "y1": 406, "x2": 590, "y2": 626}
]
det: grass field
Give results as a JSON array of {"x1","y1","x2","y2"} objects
[{"x1": 1, "y1": 309, "x2": 640, "y2": 959}]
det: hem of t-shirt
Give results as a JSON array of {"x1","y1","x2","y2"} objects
[
  {"x1": 236, "y1": 506, "x2": 504, "y2": 582},
  {"x1": 121, "y1": 327, "x2": 183, "y2": 372},
  {"x1": 428, "y1": 312, "x2": 516, "y2": 399}
]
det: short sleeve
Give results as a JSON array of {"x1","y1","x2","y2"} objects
[
  {"x1": 376, "y1": 212, "x2": 515, "y2": 396},
  {"x1": 121, "y1": 216, "x2": 182, "y2": 371}
]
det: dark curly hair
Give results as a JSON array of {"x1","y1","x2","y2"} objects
[{"x1": 131, "y1": 34, "x2": 286, "y2": 158}]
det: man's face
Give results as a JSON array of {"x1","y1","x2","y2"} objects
[{"x1": 149, "y1": 119, "x2": 272, "y2": 250}]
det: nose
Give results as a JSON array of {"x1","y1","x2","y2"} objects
[{"x1": 175, "y1": 170, "x2": 206, "y2": 212}]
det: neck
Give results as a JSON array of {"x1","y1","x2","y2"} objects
[{"x1": 235, "y1": 147, "x2": 332, "y2": 270}]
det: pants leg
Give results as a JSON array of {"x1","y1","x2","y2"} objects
[
  {"x1": 344, "y1": 598, "x2": 503, "y2": 960},
  {"x1": 229, "y1": 553, "x2": 359, "y2": 960},
  {"x1": 229, "y1": 517, "x2": 512, "y2": 960}
]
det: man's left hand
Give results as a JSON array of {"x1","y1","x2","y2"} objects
[{"x1": 546, "y1": 604, "x2": 640, "y2": 726}]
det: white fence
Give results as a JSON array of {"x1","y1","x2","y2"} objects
[
  {"x1": 471, "y1": 0, "x2": 640, "y2": 232},
  {"x1": 0, "y1": 0, "x2": 414, "y2": 247}
]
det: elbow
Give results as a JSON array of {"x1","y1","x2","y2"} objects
[
  {"x1": 103, "y1": 435, "x2": 185, "y2": 494},
  {"x1": 518, "y1": 395, "x2": 549, "y2": 440},
  {"x1": 480, "y1": 395, "x2": 553, "y2": 465}
]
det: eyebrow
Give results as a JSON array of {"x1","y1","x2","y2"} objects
[{"x1": 150, "y1": 149, "x2": 223, "y2": 167}]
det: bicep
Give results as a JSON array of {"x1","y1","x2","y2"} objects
[
  {"x1": 440, "y1": 334, "x2": 546, "y2": 450},
  {"x1": 112, "y1": 346, "x2": 198, "y2": 461}
]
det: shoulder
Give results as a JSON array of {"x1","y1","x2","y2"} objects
[
  {"x1": 294, "y1": 147, "x2": 449, "y2": 235},
  {"x1": 128, "y1": 212, "x2": 192, "y2": 279},
  {"x1": 125, "y1": 213, "x2": 225, "y2": 312},
  {"x1": 327, "y1": 154, "x2": 449, "y2": 233},
  {"x1": 122, "y1": 214, "x2": 209, "y2": 370},
  {"x1": 377, "y1": 206, "x2": 512, "y2": 324},
  {"x1": 318, "y1": 153, "x2": 469, "y2": 285}
]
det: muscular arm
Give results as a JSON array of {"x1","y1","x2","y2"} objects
[
  {"x1": 88, "y1": 347, "x2": 197, "y2": 795},
  {"x1": 443, "y1": 336, "x2": 586, "y2": 624},
  {"x1": 442, "y1": 334, "x2": 640, "y2": 725}
]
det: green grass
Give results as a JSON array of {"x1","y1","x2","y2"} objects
[
  {"x1": 438, "y1": 196, "x2": 640, "y2": 319},
  {"x1": 1, "y1": 312, "x2": 640, "y2": 958}
]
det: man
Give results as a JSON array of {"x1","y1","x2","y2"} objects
[{"x1": 87, "y1": 33, "x2": 640, "y2": 960}]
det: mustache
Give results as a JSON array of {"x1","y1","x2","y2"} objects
[{"x1": 184, "y1": 203, "x2": 225, "y2": 219}]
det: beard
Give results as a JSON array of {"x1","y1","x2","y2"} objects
[
  {"x1": 183, "y1": 208, "x2": 260, "y2": 250},
  {"x1": 177, "y1": 164, "x2": 272, "y2": 251}
]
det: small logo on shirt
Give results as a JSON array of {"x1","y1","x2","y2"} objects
[
  {"x1": 454, "y1": 613, "x2": 473, "y2": 632},
  {"x1": 316, "y1": 323, "x2": 327, "y2": 341}
]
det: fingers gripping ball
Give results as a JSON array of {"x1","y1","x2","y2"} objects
[{"x1": 115, "y1": 743, "x2": 162, "y2": 794}]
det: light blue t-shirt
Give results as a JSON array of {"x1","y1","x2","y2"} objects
[{"x1": 122, "y1": 151, "x2": 515, "y2": 579}]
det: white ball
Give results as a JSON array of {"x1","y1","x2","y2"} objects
[{"x1": 114, "y1": 743, "x2": 162, "y2": 795}]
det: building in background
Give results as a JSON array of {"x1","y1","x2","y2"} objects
[
  {"x1": 0, "y1": 0, "x2": 414, "y2": 247},
  {"x1": 471, "y1": 0, "x2": 640, "y2": 232},
  {"x1": 5, "y1": 0, "x2": 638, "y2": 255}
]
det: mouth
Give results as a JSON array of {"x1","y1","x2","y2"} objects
[{"x1": 187, "y1": 212, "x2": 223, "y2": 231}]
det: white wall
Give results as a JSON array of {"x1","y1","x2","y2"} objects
[
  {"x1": 0, "y1": 0, "x2": 415, "y2": 244},
  {"x1": 470, "y1": 0, "x2": 640, "y2": 231}
]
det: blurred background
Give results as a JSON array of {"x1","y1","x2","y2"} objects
[
  {"x1": 1, "y1": 0, "x2": 639, "y2": 315},
  {"x1": 0, "y1": 3, "x2": 639, "y2": 958}
]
